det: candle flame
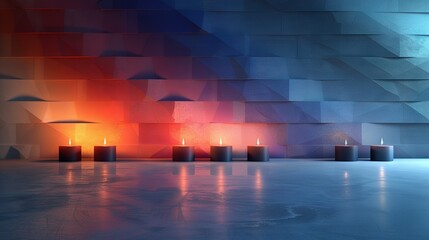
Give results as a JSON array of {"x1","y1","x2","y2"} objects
[
  {"x1": 104, "y1": 137, "x2": 107, "y2": 145},
  {"x1": 345, "y1": 139, "x2": 348, "y2": 145},
  {"x1": 381, "y1": 138, "x2": 384, "y2": 145},
  {"x1": 257, "y1": 138, "x2": 260, "y2": 146},
  {"x1": 219, "y1": 138, "x2": 223, "y2": 145},
  {"x1": 182, "y1": 138, "x2": 185, "y2": 145},
  {"x1": 68, "y1": 138, "x2": 71, "y2": 146}
]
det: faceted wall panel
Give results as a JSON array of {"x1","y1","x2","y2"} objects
[{"x1": 1, "y1": 0, "x2": 429, "y2": 159}]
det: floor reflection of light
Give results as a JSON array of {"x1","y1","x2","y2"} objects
[
  {"x1": 94, "y1": 163, "x2": 116, "y2": 182},
  {"x1": 179, "y1": 165, "x2": 188, "y2": 195},
  {"x1": 67, "y1": 170, "x2": 74, "y2": 184},
  {"x1": 255, "y1": 169, "x2": 262, "y2": 189},
  {"x1": 379, "y1": 166, "x2": 386, "y2": 209},
  {"x1": 217, "y1": 166, "x2": 226, "y2": 224},
  {"x1": 101, "y1": 164, "x2": 109, "y2": 182},
  {"x1": 343, "y1": 171, "x2": 351, "y2": 198},
  {"x1": 59, "y1": 163, "x2": 81, "y2": 186},
  {"x1": 255, "y1": 169, "x2": 263, "y2": 198},
  {"x1": 217, "y1": 166, "x2": 225, "y2": 194},
  {"x1": 177, "y1": 165, "x2": 190, "y2": 223}
]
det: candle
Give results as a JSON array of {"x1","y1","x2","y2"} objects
[
  {"x1": 94, "y1": 137, "x2": 116, "y2": 162},
  {"x1": 210, "y1": 138, "x2": 232, "y2": 162},
  {"x1": 59, "y1": 138, "x2": 81, "y2": 162},
  {"x1": 335, "y1": 139, "x2": 358, "y2": 161},
  {"x1": 370, "y1": 138, "x2": 394, "y2": 161},
  {"x1": 247, "y1": 138, "x2": 269, "y2": 162},
  {"x1": 172, "y1": 138, "x2": 195, "y2": 162}
]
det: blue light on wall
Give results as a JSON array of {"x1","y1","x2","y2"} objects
[{"x1": 1, "y1": 0, "x2": 429, "y2": 158}]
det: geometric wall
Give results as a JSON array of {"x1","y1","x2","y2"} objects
[{"x1": 2, "y1": 0, "x2": 429, "y2": 159}]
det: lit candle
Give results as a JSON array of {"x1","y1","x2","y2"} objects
[
  {"x1": 172, "y1": 138, "x2": 195, "y2": 162},
  {"x1": 335, "y1": 139, "x2": 358, "y2": 161},
  {"x1": 59, "y1": 138, "x2": 82, "y2": 162},
  {"x1": 210, "y1": 138, "x2": 232, "y2": 162},
  {"x1": 370, "y1": 137, "x2": 394, "y2": 161},
  {"x1": 94, "y1": 137, "x2": 116, "y2": 162},
  {"x1": 247, "y1": 138, "x2": 269, "y2": 162}
]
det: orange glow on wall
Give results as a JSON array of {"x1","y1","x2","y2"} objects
[{"x1": 0, "y1": 2, "x2": 285, "y2": 160}]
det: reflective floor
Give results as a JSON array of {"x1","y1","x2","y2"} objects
[{"x1": 1, "y1": 159, "x2": 429, "y2": 240}]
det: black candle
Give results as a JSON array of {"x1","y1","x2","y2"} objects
[
  {"x1": 371, "y1": 139, "x2": 394, "y2": 161},
  {"x1": 247, "y1": 138, "x2": 269, "y2": 162},
  {"x1": 335, "y1": 140, "x2": 358, "y2": 161},
  {"x1": 59, "y1": 139, "x2": 81, "y2": 162},
  {"x1": 210, "y1": 138, "x2": 232, "y2": 162},
  {"x1": 94, "y1": 138, "x2": 116, "y2": 162},
  {"x1": 172, "y1": 138, "x2": 194, "y2": 162}
]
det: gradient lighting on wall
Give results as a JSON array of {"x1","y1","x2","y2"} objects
[{"x1": 1, "y1": 0, "x2": 429, "y2": 159}]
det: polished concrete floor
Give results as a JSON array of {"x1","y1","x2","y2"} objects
[{"x1": 1, "y1": 159, "x2": 429, "y2": 240}]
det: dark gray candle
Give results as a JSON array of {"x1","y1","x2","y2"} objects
[
  {"x1": 335, "y1": 145, "x2": 358, "y2": 161},
  {"x1": 94, "y1": 146, "x2": 116, "y2": 162},
  {"x1": 247, "y1": 139, "x2": 269, "y2": 162},
  {"x1": 173, "y1": 139, "x2": 194, "y2": 162},
  {"x1": 370, "y1": 145, "x2": 394, "y2": 161},
  {"x1": 94, "y1": 138, "x2": 116, "y2": 162},
  {"x1": 210, "y1": 145, "x2": 232, "y2": 162},
  {"x1": 59, "y1": 140, "x2": 81, "y2": 162}
]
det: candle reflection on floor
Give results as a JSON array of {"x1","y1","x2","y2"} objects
[
  {"x1": 379, "y1": 166, "x2": 386, "y2": 210},
  {"x1": 3, "y1": 160, "x2": 428, "y2": 240},
  {"x1": 58, "y1": 163, "x2": 82, "y2": 185},
  {"x1": 95, "y1": 163, "x2": 117, "y2": 182},
  {"x1": 217, "y1": 165, "x2": 226, "y2": 224},
  {"x1": 255, "y1": 168, "x2": 263, "y2": 196},
  {"x1": 343, "y1": 171, "x2": 351, "y2": 198},
  {"x1": 177, "y1": 165, "x2": 189, "y2": 222}
]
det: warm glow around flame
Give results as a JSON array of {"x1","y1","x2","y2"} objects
[
  {"x1": 219, "y1": 138, "x2": 223, "y2": 145},
  {"x1": 381, "y1": 138, "x2": 384, "y2": 145},
  {"x1": 182, "y1": 138, "x2": 185, "y2": 145},
  {"x1": 68, "y1": 138, "x2": 71, "y2": 146},
  {"x1": 104, "y1": 137, "x2": 107, "y2": 145},
  {"x1": 257, "y1": 138, "x2": 260, "y2": 145}
]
